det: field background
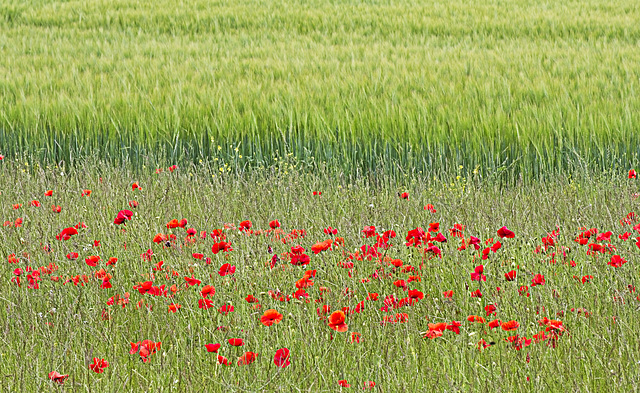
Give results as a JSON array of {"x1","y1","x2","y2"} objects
[{"x1": 1, "y1": 0, "x2": 640, "y2": 181}]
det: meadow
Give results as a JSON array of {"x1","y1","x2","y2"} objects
[
  {"x1": 1, "y1": 161, "x2": 640, "y2": 391},
  {"x1": 1, "y1": 0, "x2": 640, "y2": 181}
]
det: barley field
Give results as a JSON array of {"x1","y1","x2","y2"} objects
[{"x1": 1, "y1": 0, "x2": 640, "y2": 181}]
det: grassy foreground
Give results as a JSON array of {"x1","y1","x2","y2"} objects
[
  {"x1": 2, "y1": 0, "x2": 640, "y2": 179},
  {"x1": 1, "y1": 161, "x2": 640, "y2": 391}
]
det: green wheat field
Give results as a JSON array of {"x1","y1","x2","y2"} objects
[{"x1": 2, "y1": 0, "x2": 640, "y2": 392}]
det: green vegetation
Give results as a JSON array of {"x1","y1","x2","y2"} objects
[
  {"x1": 2, "y1": 0, "x2": 640, "y2": 181},
  {"x1": 1, "y1": 163, "x2": 639, "y2": 391}
]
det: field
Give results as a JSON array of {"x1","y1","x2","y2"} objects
[
  {"x1": 1, "y1": 162, "x2": 640, "y2": 391},
  {"x1": 2, "y1": 0, "x2": 640, "y2": 181},
  {"x1": 3, "y1": 0, "x2": 640, "y2": 391}
]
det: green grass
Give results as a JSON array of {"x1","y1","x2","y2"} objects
[
  {"x1": 2, "y1": 0, "x2": 640, "y2": 181},
  {"x1": 1, "y1": 162, "x2": 640, "y2": 391}
]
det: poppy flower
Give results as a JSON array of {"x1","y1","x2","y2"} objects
[
  {"x1": 217, "y1": 355, "x2": 230, "y2": 366},
  {"x1": 608, "y1": 255, "x2": 627, "y2": 268},
  {"x1": 85, "y1": 255, "x2": 100, "y2": 267},
  {"x1": 328, "y1": 310, "x2": 348, "y2": 332},
  {"x1": 531, "y1": 274, "x2": 545, "y2": 287},
  {"x1": 211, "y1": 241, "x2": 233, "y2": 254},
  {"x1": 273, "y1": 348, "x2": 290, "y2": 368},
  {"x1": 501, "y1": 320, "x2": 520, "y2": 331},
  {"x1": 30, "y1": 200, "x2": 41, "y2": 207},
  {"x1": 184, "y1": 276, "x2": 201, "y2": 286},
  {"x1": 237, "y1": 352, "x2": 258, "y2": 366},
  {"x1": 228, "y1": 338, "x2": 244, "y2": 347},
  {"x1": 497, "y1": 226, "x2": 515, "y2": 238},
  {"x1": 89, "y1": 358, "x2": 109, "y2": 373},
  {"x1": 66, "y1": 252, "x2": 79, "y2": 260},
  {"x1": 218, "y1": 263, "x2": 236, "y2": 276},
  {"x1": 129, "y1": 200, "x2": 139, "y2": 208},
  {"x1": 467, "y1": 315, "x2": 486, "y2": 323},
  {"x1": 485, "y1": 304, "x2": 497, "y2": 316},
  {"x1": 363, "y1": 381, "x2": 376, "y2": 389},
  {"x1": 245, "y1": 294, "x2": 259, "y2": 303},
  {"x1": 168, "y1": 303, "x2": 181, "y2": 313},
  {"x1": 192, "y1": 253, "x2": 204, "y2": 260},
  {"x1": 424, "y1": 204, "x2": 436, "y2": 213},
  {"x1": 132, "y1": 182, "x2": 141, "y2": 190},
  {"x1": 239, "y1": 220, "x2": 252, "y2": 231},
  {"x1": 269, "y1": 220, "x2": 280, "y2": 229},
  {"x1": 205, "y1": 343, "x2": 221, "y2": 353},
  {"x1": 199, "y1": 298, "x2": 214, "y2": 309},
  {"x1": 201, "y1": 285, "x2": 215, "y2": 298},
  {"x1": 130, "y1": 340, "x2": 161, "y2": 362},
  {"x1": 48, "y1": 371, "x2": 68, "y2": 384},
  {"x1": 167, "y1": 219, "x2": 180, "y2": 229},
  {"x1": 470, "y1": 265, "x2": 486, "y2": 281},
  {"x1": 218, "y1": 305, "x2": 234, "y2": 315},
  {"x1": 443, "y1": 290, "x2": 453, "y2": 298},
  {"x1": 399, "y1": 192, "x2": 409, "y2": 199},
  {"x1": 505, "y1": 270, "x2": 517, "y2": 281},
  {"x1": 362, "y1": 225, "x2": 377, "y2": 238},
  {"x1": 630, "y1": 169, "x2": 637, "y2": 179},
  {"x1": 324, "y1": 226, "x2": 338, "y2": 235},
  {"x1": 51, "y1": 205, "x2": 61, "y2": 213},
  {"x1": 261, "y1": 309, "x2": 283, "y2": 326},
  {"x1": 408, "y1": 289, "x2": 424, "y2": 301},
  {"x1": 488, "y1": 319, "x2": 501, "y2": 329},
  {"x1": 338, "y1": 380, "x2": 351, "y2": 388}
]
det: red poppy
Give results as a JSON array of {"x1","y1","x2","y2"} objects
[
  {"x1": 48, "y1": 371, "x2": 68, "y2": 384},
  {"x1": 218, "y1": 305, "x2": 234, "y2": 315},
  {"x1": 261, "y1": 309, "x2": 283, "y2": 326},
  {"x1": 488, "y1": 319, "x2": 501, "y2": 329},
  {"x1": 269, "y1": 220, "x2": 280, "y2": 229},
  {"x1": 228, "y1": 338, "x2": 245, "y2": 347},
  {"x1": 470, "y1": 265, "x2": 486, "y2": 281},
  {"x1": 30, "y1": 200, "x2": 41, "y2": 207},
  {"x1": 81, "y1": 189, "x2": 92, "y2": 196},
  {"x1": 328, "y1": 310, "x2": 348, "y2": 332},
  {"x1": 424, "y1": 204, "x2": 436, "y2": 213},
  {"x1": 273, "y1": 348, "x2": 290, "y2": 368},
  {"x1": 501, "y1": 320, "x2": 520, "y2": 331},
  {"x1": 408, "y1": 289, "x2": 424, "y2": 301},
  {"x1": 217, "y1": 355, "x2": 230, "y2": 366},
  {"x1": 630, "y1": 169, "x2": 637, "y2": 179},
  {"x1": 201, "y1": 285, "x2": 215, "y2": 298},
  {"x1": 168, "y1": 303, "x2": 181, "y2": 313},
  {"x1": 130, "y1": 340, "x2": 161, "y2": 362},
  {"x1": 443, "y1": 290, "x2": 453, "y2": 298},
  {"x1": 218, "y1": 263, "x2": 236, "y2": 276},
  {"x1": 66, "y1": 252, "x2": 79, "y2": 260},
  {"x1": 184, "y1": 276, "x2": 201, "y2": 286},
  {"x1": 132, "y1": 182, "x2": 141, "y2": 190},
  {"x1": 205, "y1": 343, "x2": 221, "y2": 353},
  {"x1": 531, "y1": 274, "x2": 545, "y2": 287},
  {"x1": 608, "y1": 255, "x2": 627, "y2": 268},
  {"x1": 51, "y1": 205, "x2": 61, "y2": 213},
  {"x1": 199, "y1": 298, "x2": 214, "y2": 309},
  {"x1": 245, "y1": 294, "x2": 259, "y2": 303},
  {"x1": 338, "y1": 380, "x2": 351, "y2": 388},
  {"x1": 192, "y1": 253, "x2": 204, "y2": 260},
  {"x1": 399, "y1": 192, "x2": 409, "y2": 199},
  {"x1": 56, "y1": 227, "x2": 78, "y2": 241},
  {"x1": 467, "y1": 315, "x2": 486, "y2": 323},
  {"x1": 239, "y1": 220, "x2": 252, "y2": 231},
  {"x1": 362, "y1": 225, "x2": 377, "y2": 238},
  {"x1": 504, "y1": 270, "x2": 517, "y2": 281},
  {"x1": 237, "y1": 352, "x2": 258, "y2": 366},
  {"x1": 497, "y1": 226, "x2": 515, "y2": 238},
  {"x1": 129, "y1": 200, "x2": 139, "y2": 208},
  {"x1": 211, "y1": 241, "x2": 233, "y2": 254},
  {"x1": 166, "y1": 219, "x2": 180, "y2": 229},
  {"x1": 363, "y1": 381, "x2": 376, "y2": 389},
  {"x1": 485, "y1": 304, "x2": 497, "y2": 316},
  {"x1": 85, "y1": 255, "x2": 100, "y2": 267},
  {"x1": 324, "y1": 227, "x2": 338, "y2": 235},
  {"x1": 89, "y1": 358, "x2": 109, "y2": 373}
]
